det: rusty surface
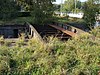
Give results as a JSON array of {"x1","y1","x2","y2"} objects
[{"x1": 49, "y1": 24, "x2": 77, "y2": 37}]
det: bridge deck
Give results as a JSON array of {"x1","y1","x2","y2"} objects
[{"x1": 49, "y1": 24, "x2": 76, "y2": 37}]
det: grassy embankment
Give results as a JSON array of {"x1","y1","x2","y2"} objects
[
  {"x1": 0, "y1": 17, "x2": 34, "y2": 24},
  {"x1": 0, "y1": 16, "x2": 85, "y2": 24}
]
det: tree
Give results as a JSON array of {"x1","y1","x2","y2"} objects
[
  {"x1": 0, "y1": 0, "x2": 19, "y2": 21},
  {"x1": 53, "y1": 4, "x2": 61, "y2": 12},
  {"x1": 83, "y1": 0, "x2": 100, "y2": 27},
  {"x1": 17, "y1": 0, "x2": 55, "y2": 24},
  {"x1": 63, "y1": 0, "x2": 82, "y2": 13},
  {"x1": 76, "y1": 1, "x2": 81, "y2": 9},
  {"x1": 63, "y1": 0, "x2": 75, "y2": 12}
]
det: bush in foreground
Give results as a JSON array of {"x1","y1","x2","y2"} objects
[{"x1": 0, "y1": 28, "x2": 100, "y2": 75}]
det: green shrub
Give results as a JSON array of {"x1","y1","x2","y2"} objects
[
  {"x1": 0, "y1": 27, "x2": 99, "y2": 75},
  {"x1": 0, "y1": 36, "x2": 4, "y2": 46},
  {"x1": 90, "y1": 27, "x2": 100, "y2": 38}
]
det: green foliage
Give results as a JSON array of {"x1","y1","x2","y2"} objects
[
  {"x1": 0, "y1": 36, "x2": 4, "y2": 45},
  {"x1": 17, "y1": 0, "x2": 55, "y2": 24},
  {"x1": 83, "y1": 0, "x2": 99, "y2": 27},
  {"x1": 90, "y1": 27, "x2": 100, "y2": 38},
  {"x1": 0, "y1": 0, "x2": 55, "y2": 24},
  {"x1": 63, "y1": 0, "x2": 82, "y2": 13},
  {"x1": 16, "y1": 33, "x2": 26, "y2": 47},
  {"x1": 63, "y1": 0, "x2": 75, "y2": 12},
  {"x1": 11, "y1": 17, "x2": 34, "y2": 24},
  {"x1": 53, "y1": 4, "x2": 61, "y2": 12},
  {"x1": 0, "y1": 27, "x2": 100, "y2": 75},
  {"x1": 0, "y1": 0, "x2": 19, "y2": 21}
]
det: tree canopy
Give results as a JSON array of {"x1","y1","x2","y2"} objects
[
  {"x1": 63, "y1": 0, "x2": 81, "y2": 13},
  {"x1": 16, "y1": 0, "x2": 56, "y2": 24},
  {"x1": 0, "y1": 0, "x2": 56, "y2": 24},
  {"x1": 0, "y1": 0, "x2": 19, "y2": 21},
  {"x1": 83, "y1": 0, "x2": 100, "y2": 27}
]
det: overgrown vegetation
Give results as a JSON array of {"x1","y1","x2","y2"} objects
[
  {"x1": 83, "y1": 0, "x2": 100, "y2": 27},
  {"x1": 0, "y1": 0, "x2": 19, "y2": 21},
  {"x1": 0, "y1": 27, "x2": 100, "y2": 75},
  {"x1": 0, "y1": 0, "x2": 55, "y2": 24}
]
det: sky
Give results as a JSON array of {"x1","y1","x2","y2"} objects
[{"x1": 54, "y1": 0, "x2": 88, "y2": 4}]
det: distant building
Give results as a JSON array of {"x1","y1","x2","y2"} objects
[
  {"x1": 54, "y1": 11, "x2": 84, "y2": 18},
  {"x1": 54, "y1": 11, "x2": 66, "y2": 17},
  {"x1": 67, "y1": 13, "x2": 84, "y2": 18}
]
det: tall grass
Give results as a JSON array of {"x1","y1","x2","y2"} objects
[{"x1": 0, "y1": 27, "x2": 100, "y2": 75}]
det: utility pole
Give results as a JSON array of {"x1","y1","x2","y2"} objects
[
  {"x1": 75, "y1": 0, "x2": 77, "y2": 13},
  {"x1": 60, "y1": 0, "x2": 63, "y2": 16}
]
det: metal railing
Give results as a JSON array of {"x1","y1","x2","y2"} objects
[
  {"x1": 25, "y1": 22, "x2": 44, "y2": 43},
  {"x1": 52, "y1": 22, "x2": 86, "y2": 35}
]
